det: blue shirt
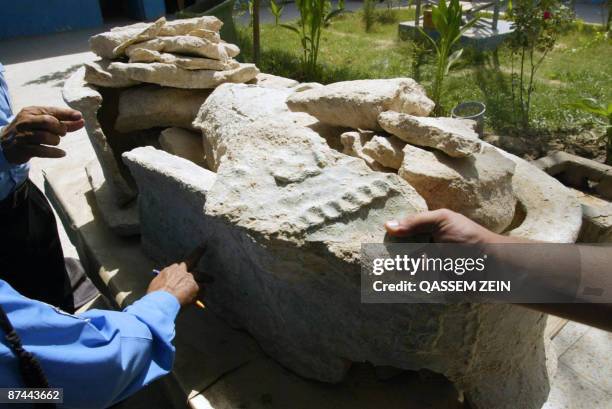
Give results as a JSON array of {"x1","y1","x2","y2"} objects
[
  {"x1": 0, "y1": 279, "x2": 180, "y2": 408},
  {"x1": 0, "y1": 63, "x2": 30, "y2": 200}
]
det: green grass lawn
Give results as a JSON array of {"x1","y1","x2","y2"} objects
[{"x1": 236, "y1": 8, "x2": 611, "y2": 141}]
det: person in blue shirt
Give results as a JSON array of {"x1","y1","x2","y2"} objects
[
  {"x1": 0, "y1": 259, "x2": 200, "y2": 408},
  {"x1": 0, "y1": 62, "x2": 97, "y2": 312}
]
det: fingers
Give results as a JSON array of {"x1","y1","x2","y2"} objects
[
  {"x1": 20, "y1": 144, "x2": 66, "y2": 159},
  {"x1": 63, "y1": 118, "x2": 85, "y2": 132},
  {"x1": 40, "y1": 107, "x2": 83, "y2": 122},
  {"x1": 16, "y1": 114, "x2": 67, "y2": 135},
  {"x1": 21, "y1": 131, "x2": 61, "y2": 146},
  {"x1": 385, "y1": 209, "x2": 452, "y2": 237},
  {"x1": 184, "y1": 244, "x2": 207, "y2": 271}
]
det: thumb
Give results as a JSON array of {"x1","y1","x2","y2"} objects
[{"x1": 385, "y1": 210, "x2": 449, "y2": 237}]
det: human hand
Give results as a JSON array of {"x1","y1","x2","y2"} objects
[
  {"x1": 385, "y1": 209, "x2": 506, "y2": 244},
  {"x1": 0, "y1": 106, "x2": 85, "y2": 164},
  {"x1": 147, "y1": 263, "x2": 200, "y2": 306}
]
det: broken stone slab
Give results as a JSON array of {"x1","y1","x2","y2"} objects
[
  {"x1": 574, "y1": 191, "x2": 612, "y2": 243},
  {"x1": 133, "y1": 83, "x2": 556, "y2": 409},
  {"x1": 122, "y1": 147, "x2": 217, "y2": 261},
  {"x1": 85, "y1": 160, "x2": 140, "y2": 237},
  {"x1": 362, "y1": 134, "x2": 406, "y2": 170},
  {"x1": 533, "y1": 150, "x2": 612, "y2": 201},
  {"x1": 109, "y1": 62, "x2": 259, "y2": 89},
  {"x1": 286, "y1": 78, "x2": 434, "y2": 130},
  {"x1": 124, "y1": 36, "x2": 239, "y2": 61},
  {"x1": 62, "y1": 67, "x2": 137, "y2": 206},
  {"x1": 378, "y1": 111, "x2": 481, "y2": 158},
  {"x1": 90, "y1": 16, "x2": 223, "y2": 59},
  {"x1": 84, "y1": 60, "x2": 140, "y2": 88},
  {"x1": 399, "y1": 144, "x2": 517, "y2": 233},
  {"x1": 112, "y1": 17, "x2": 167, "y2": 58},
  {"x1": 193, "y1": 84, "x2": 320, "y2": 171},
  {"x1": 159, "y1": 127, "x2": 207, "y2": 168},
  {"x1": 247, "y1": 73, "x2": 299, "y2": 89},
  {"x1": 115, "y1": 85, "x2": 211, "y2": 132},
  {"x1": 340, "y1": 131, "x2": 390, "y2": 172},
  {"x1": 495, "y1": 146, "x2": 583, "y2": 243},
  {"x1": 126, "y1": 48, "x2": 239, "y2": 71}
]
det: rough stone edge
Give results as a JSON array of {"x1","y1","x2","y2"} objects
[{"x1": 62, "y1": 67, "x2": 137, "y2": 206}]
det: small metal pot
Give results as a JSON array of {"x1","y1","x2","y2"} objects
[{"x1": 451, "y1": 101, "x2": 486, "y2": 137}]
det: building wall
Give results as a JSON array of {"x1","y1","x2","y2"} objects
[{"x1": 0, "y1": 0, "x2": 104, "y2": 39}]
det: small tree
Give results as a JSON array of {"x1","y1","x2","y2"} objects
[
  {"x1": 508, "y1": 0, "x2": 573, "y2": 128},
  {"x1": 282, "y1": 0, "x2": 344, "y2": 79},
  {"x1": 419, "y1": 0, "x2": 478, "y2": 115},
  {"x1": 567, "y1": 98, "x2": 612, "y2": 165}
]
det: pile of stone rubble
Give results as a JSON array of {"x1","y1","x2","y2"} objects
[
  {"x1": 63, "y1": 16, "x2": 266, "y2": 235},
  {"x1": 86, "y1": 16, "x2": 258, "y2": 89}
]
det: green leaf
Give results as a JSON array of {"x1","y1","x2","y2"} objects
[
  {"x1": 280, "y1": 23, "x2": 300, "y2": 33},
  {"x1": 445, "y1": 48, "x2": 463, "y2": 74}
]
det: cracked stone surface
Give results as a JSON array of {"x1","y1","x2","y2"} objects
[
  {"x1": 378, "y1": 111, "x2": 482, "y2": 158},
  {"x1": 124, "y1": 35, "x2": 239, "y2": 61},
  {"x1": 90, "y1": 16, "x2": 223, "y2": 59},
  {"x1": 122, "y1": 83, "x2": 575, "y2": 409},
  {"x1": 286, "y1": 78, "x2": 434, "y2": 130},
  {"x1": 340, "y1": 130, "x2": 390, "y2": 172},
  {"x1": 362, "y1": 134, "x2": 406, "y2": 170},
  {"x1": 63, "y1": 67, "x2": 137, "y2": 206},
  {"x1": 127, "y1": 49, "x2": 238, "y2": 71},
  {"x1": 248, "y1": 73, "x2": 299, "y2": 89},
  {"x1": 84, "y1": 59, "x2": 139, "y2": 88},
  {"x1": 109, "y1": 62, "x2": 259, "y2": 89},
  {"x1": 115, "y1": 85, "x2": 211, "y2": 132},
  {"x1": 399, "y1": 144, "x2": 517, "y2": 233}
]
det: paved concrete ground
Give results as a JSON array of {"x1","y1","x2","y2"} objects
[{"x1": 0, "y1": 13, "x2": 610, "y2": 409}]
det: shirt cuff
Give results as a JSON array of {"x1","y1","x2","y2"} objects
[{"x1": 0, "y1": 125, "x2": 11, "y2": 172}]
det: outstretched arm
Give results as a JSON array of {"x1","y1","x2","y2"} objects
[{"x1": 385, "y1": 209, "x2": 612, "y2": 332}]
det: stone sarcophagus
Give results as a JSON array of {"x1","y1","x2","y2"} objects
[
  {"x1": 62, "y1": 18, "x2": 584, "y2": 406},
  {"x1": 120, "y1": 81, "x2": 581, "y2": 409}
]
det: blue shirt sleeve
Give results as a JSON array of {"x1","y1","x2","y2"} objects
[
  {"x1": 0, "y1": 63, "x2": 30, "y2": 200},
  {"x1": 0, "y1": 279, "x2": 181, "y2": 409}
]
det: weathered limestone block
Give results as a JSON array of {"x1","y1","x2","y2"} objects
[
  {"x1": 122, "y1": 147, "x2": 217, "y2": 260},
  {"x1": 378, "y1": 111, "x2": 482, "y2": 158},
  {"x1": 340, "y1": 131, "x2": 389, "y2": 171},
  {"x1": 159, "y1": 16, "x2": 223, "y2": 36},
  {"x1": 399, "y1": 144, "x2": 517, "y2": 232},
  {"x1": 115, "y1": 86, "x2": 211, "y2": 132},
  {"x1": 85, "y1": 160, "x2": 140, "y2": 237},
  {"x1": 124, "y1": 36, "x2": 239, "y2": 61},
  {"x1": 495, "y1": 146, "x2": 583, "y2": 243},
  {"x1": 89, "y1": 16, "x2": 223, "y2": 58},
  {"x1": 130, "y1": 83, "x2": 557, "y2": 409},
  {"x1": 159, "y1": 127, "x2": 207, "y2": 168},
  {"x1": 247, "y1": 73, "x2": 299, "y2": 89},
  {"x1": 62, "y1": 67, "x2": 137, "y2": 206},
  {"x1": 112, "y1": 18, "x2": 167, "y2": 58},
  {"x1": 193, "y1": 84, "x2": 319, "y2": 171},
  {"x1": 362, "y1": 134, "x2": 405, "y2": 170},
  {"x1": 126, "y1": 48, "x2": 238, "y2": 71},
  {"x1": 109, "y1": 62, "x2": 259, "y2": 89},
  {"x1": 84, "y1": 60, "x2": 139, "y2": 88},
  {"x1": 286, "y1": 78, "x2": 434, "y2": 130},
  {"x1": 533, "y1": 150, "x2": 612, "y2": 201}
]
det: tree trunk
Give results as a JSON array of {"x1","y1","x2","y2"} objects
[{"x1": 253, "y1": 0, "x2": 261, "y2": 66}]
